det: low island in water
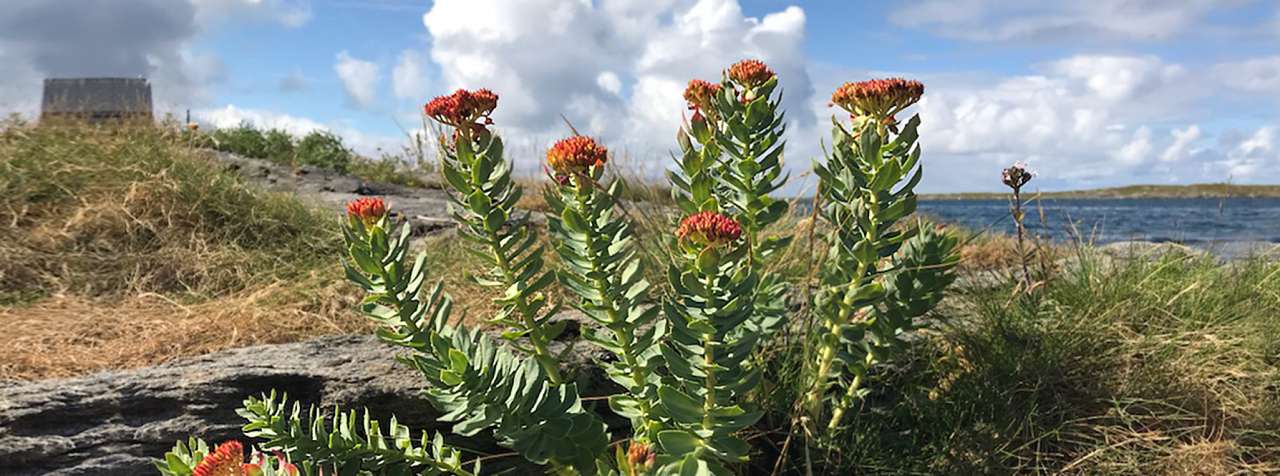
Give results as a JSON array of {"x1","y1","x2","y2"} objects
[
  {"x1": 903, "y1": 184, "x2": 1280, "y2": 254},
  {"x1": 919, "y1": 183, "x2": 1280, "y2": 200}
]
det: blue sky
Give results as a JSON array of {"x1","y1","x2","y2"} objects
[{"x1": 3, "y1": 0, "x2": 1279, "y2": 193}]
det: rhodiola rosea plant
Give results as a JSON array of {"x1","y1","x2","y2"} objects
[{"x1": 157, "y1": 60, "x2": 959, "y2": 476}]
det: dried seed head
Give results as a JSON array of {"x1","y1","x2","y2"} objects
[
  {"x1": 831, "y1": 78, "x2": 924, "y2": 119},
  {"x1": 1002, "y1": 161, "x2": 1034, "y2": 189},
  {"x1": 677, "y1": 211, "x2": 743, "y2": 247},
  {"x1": 192, "y1": 440, "x2": 244, "y2": 476},
  {"x1": 728, "y1": 59, "x2": 775, "y2": 88},
  {"x1": 346, "y1": 197, "x2": 388, "y2": 227},
  {"x1": 547, "y1": 135, "x2": 609, "y2": 176}
]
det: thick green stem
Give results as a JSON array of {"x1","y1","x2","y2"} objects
[
  {"x1": 453, "y1": 129, "x2": 562, "y2": 384},
  {"x1": 486, "y1": 232, "x2": 561, "y2": 385},
  {"x1": 702, "y1": 331, "x2": 717, "y2": 430},
  {"x1": 826, "y1": 372, "x2": 863, "y2": 432},
  {"x1": 572, "y1": 179, "x2": 654, "y2": 430},
  {"x1": 804, "y1": 192, "x2": 879, "y2": 428},
  {"x1": 697, "y1": 271, "x2": 719, "y2": 457}
]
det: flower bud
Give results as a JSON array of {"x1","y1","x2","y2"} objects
[
  {"x1": 831, "y1": 78, "x2": 924, "y2": 121},
  {"x1": 626, "y1": 442, "x2": 656, "y2": 473},
  {"x1": 242, "y1": 463, "x2": 263, "y2": 476},
  {"x1": 546, "y1": 135, "x2": 609, "y2": 177},
  {"x1": 677, "y1": 211, "x2": 742, "y2": 248},
  {"x1": 346, "y1": 197, "x2": 388, "y2": 228}
]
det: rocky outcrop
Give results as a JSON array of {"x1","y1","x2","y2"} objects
[
  {"x1": 214, "y1": 151, "x2": 456, "y2": 236},
  {"x1": 0, "y1": 335, "x2": 611, "y2": 475}
]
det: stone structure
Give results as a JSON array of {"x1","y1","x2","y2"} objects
[{"x1": 41, "y1": 78, "x2": 153, "y2": 124}]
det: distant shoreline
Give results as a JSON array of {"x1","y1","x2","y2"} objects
[{"x1": 919, "y1": 183, "x2": 1280, "y2": 201}]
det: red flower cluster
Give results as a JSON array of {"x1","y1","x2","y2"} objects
[
  {"x1": 677, "y1": 211, "x2": 742, "y2": 247},
  {"x1": 192, "y1": 440, "x2": 244, "y2": 476},
  {"x1": 831, "y1": 78, "x2": 924, "y2": 119},
  {"x1": 192, "y1": 440, "x2": 299, "y2": 476},
  {"x1": 346, "y1": 197, "x2": 388, "y2": 226},
  {"x1": 683, "y1": 79, "x2": 722, "y2": 114},
  {"x1": 728, "y1": 59, "x2": 775, "y2": 88},
  {"x1": 547, "y1": 135, "x2": 609, "y2": 176},
  {"x1": 424, "y1": 88, "x2": 498, "y2": 131}
]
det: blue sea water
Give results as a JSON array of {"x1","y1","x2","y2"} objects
[{"x1": 915, "y1": 197, "x2": 1280, "y2": 245}]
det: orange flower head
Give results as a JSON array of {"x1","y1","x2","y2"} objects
[
  {"x1": 683, "y1": 79, "x2": 722, "y2": 113},
  {"x1": 677, "y1": 211, "x2": 742, "y2": 247},
  {"x1": 346, "y1": 197, "x2": 388, "y2": 227},
  {"x1": 728, "y1": 59, "x2": 775, "y2": 88},
  {"x1": 831, "y1": 78, "x2": 924, "y2": 119},
  {"x1": 193, "y1": 440, "x2": 244, "y2": 476},
  {"x1": 424, "y1": 88, "x2": 499, "y2": 131},
  {"x1": 546, "y1": 135, "x2": 608, "y2": 176}
]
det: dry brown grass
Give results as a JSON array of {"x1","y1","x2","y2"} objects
[
  {"x1": 955, "y1": 231, "x2": 1070, "y2": 272},
  {"x1": 513, "y1": 177, "x2": 552, "y2": 213},
  {"x1": 0, "y1": 277, "x2": 367, "y2": 380},
  {"x1": 0, "y1": 124, "x2": 362, "y2": 380}
]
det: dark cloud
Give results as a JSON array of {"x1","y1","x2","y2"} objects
[{"x1": 0, "y1": 0, "x2": 197, "y2": 78}]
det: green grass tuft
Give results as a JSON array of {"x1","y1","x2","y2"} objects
[{"x1": 760, "y1": 251, "x2": 1280, "y2": 474}]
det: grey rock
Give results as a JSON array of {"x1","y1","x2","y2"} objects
[
  {"x1": 212, "y1": 151, "x2": 455, "y2": 237},
  {"x1": 0, "y1": 333, "x2": 614, "y2": 475},
  {"x1": 0, "y1": 335, "x2": 425, "y2": 475}
]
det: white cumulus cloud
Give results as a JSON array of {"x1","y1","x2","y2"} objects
[
  {"x1": 890, "y1": 0, "x2": 1248, "y2": 42},
  {"x1": 1214, "y1": 56, "x2": 1280, "y2": 94},
  {"x1": 909, "y1": 54, "x2": 1214, "y2": 189},
  {"x1": 421, "y1": 0, "x2": 813, "y2": 177},
  {"x1": 335, "y1": 51, "x2": 380, "y2": 109},
  {"x1": 1217, "y1": 126, "x2": 1276, "y2": 178},
  {"x1": 1161, "y1": 125, "x2": 1201, "y2": 162},
  {"x1": 392, "y1": 49, "x2": 431, "y2": 101}
]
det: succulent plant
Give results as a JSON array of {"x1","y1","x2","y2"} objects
[{"x1": 160, "y1": 64, "x2": 958, "y2": 476}]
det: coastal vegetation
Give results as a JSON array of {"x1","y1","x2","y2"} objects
[{"x1": 2, "y1": 69, "x2": 1278, "y2": 474}]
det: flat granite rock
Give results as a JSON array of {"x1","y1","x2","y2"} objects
[{"x1": 0, "y1": 335, "x2": 611, "y2": 475}]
